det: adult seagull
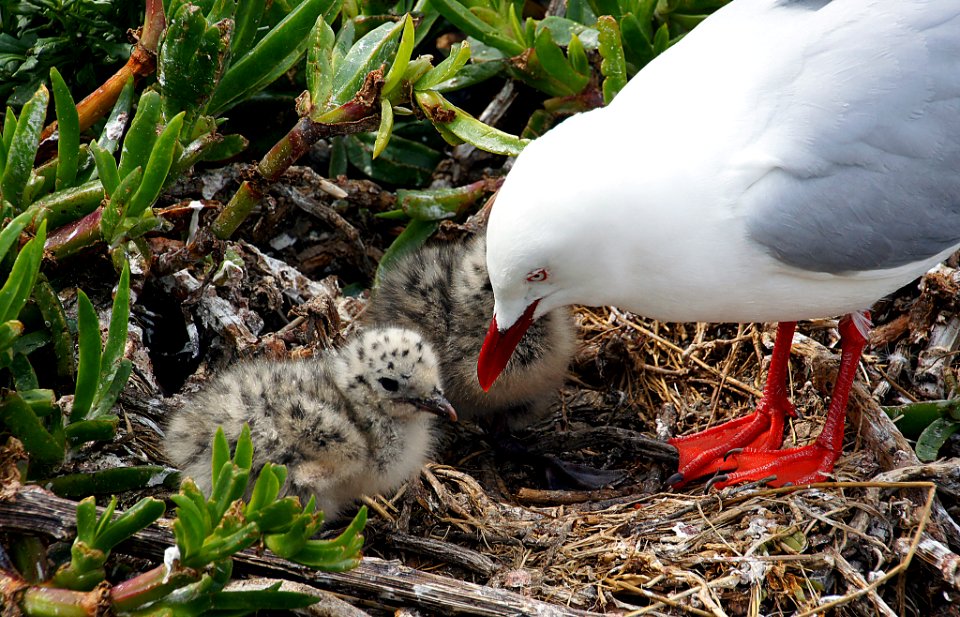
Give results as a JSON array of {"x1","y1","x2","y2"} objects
[{"x1": 477, "y1": 0, "x2": 960, "y2": 488}]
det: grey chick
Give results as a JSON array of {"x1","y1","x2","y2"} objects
[
  {"x1": 365, "y1": 236, "x2": 623, "y2": 489},
  {"x1": 164, "y1": 327, "x2": 456, "y2": 519},
  {"x1": 364, "y1": 234, "x2": 576, "y2": 430}
]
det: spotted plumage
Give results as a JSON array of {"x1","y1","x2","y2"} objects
[
  {"x1": 164, "y1": 327, "x2": 455, "y2": 519},
  {"x1": 364, "y1": 235, "x2": 576, "y2": 429}
]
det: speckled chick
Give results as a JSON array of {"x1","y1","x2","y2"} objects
[
  {"x1": 364, "y1": 235, "x2": 576, "y2": 429},
  {"x1": 164, "y1": 327, "x2": 456, "y2": 519}
]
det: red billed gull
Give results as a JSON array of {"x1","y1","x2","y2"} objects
[{"x1": 477, "y1": 0, "x2": 960, "y2": 488}]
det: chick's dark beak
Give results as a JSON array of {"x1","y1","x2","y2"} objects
[{"x1": 408, "y1": 389, "x2": 457, "y2": 422}]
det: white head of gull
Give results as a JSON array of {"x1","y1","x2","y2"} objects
[{"x1": 478, "y1": 0, "x2": 960, "y2": 488}]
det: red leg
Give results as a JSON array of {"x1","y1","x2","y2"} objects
[
  {"x1": 709, "y1": 312, "x2": 870, "y2": 489},
  {"x1": 667, "y1": 322, "x2": 798, "y2": 487}
]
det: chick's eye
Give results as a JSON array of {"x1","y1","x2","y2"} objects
[
  {"x1": 526, "y1": 268, "x2": 548, "y2": 283},
  {"x1": 378, "y1": 377, "x2": 400, "y2": 392}
]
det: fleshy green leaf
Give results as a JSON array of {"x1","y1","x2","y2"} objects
[
  {"x1": 306, "y1": 15, "x2": 337, "y2": 111},
  {"x1": 71, "y1": 289, "x2": 101, "y2": 422},
  {"x1": 328, "y1": 20, "x2": 403, "y2": 108},
  {"x1": 126, "y1": 112, "x2": 184, "y2": 219},
  {"x1": 50, "y1": 68, "x2": 80, "y2": 191},
  {"x1": 382, "y1": 14, "x2": 415, "y2": 97},
  {"x1": 416, "y1": 41, "x2": 471, "y2": 91},
  {"x1": 372, "y1": 98, "x2": 394, "y2": 159},
  {"x1": 597, "y1": 16, "x2": 627, "y2": 104},
  {"x1": 118, "y1": 90, "x2": 162, "y2": 180},
  {"x1": 1, "y1": 84, "x2": 48, "y2": 211},
  {"x1": 415, "y1": 90, "x2": 528, "y2": 156},
  {"x1": 916, "y1": 418, "x2": 960, "y2": 462},
  {"x1": 208, "y1": 0, "x2": 343, "y2": 115},
  {"x1": 430, "y1": 0, "x2": 524, "y2": 56}
]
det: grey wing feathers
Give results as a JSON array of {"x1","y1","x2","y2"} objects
[{"x1": 745, "y1": 3, "x2": 960, "y2": 273}]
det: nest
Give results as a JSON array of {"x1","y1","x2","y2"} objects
[{"x1": 21, "y1": 166, "x2": 960, "y2": 616}]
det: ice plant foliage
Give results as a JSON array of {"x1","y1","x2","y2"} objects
[{"x1": 0, "y1": 425, "x2": 366, "y2": 615}]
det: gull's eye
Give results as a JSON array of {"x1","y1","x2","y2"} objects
[
  {"x1": 378, "y1": 377, "x2": 400, "y2": 392},
  {"x1": 525, "y1": 268, "x2": 548, "y2": 283}
]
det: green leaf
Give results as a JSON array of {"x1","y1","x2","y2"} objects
[
  {"x1": 597, "y1": 16, "x2": 627, "y2": 104},
  {"x1": 372, "y1": 98, "x2": 394, "y2": 159},
  {"x1": 87, "y1": 262, "x2": 131, "y2": 418},
  {"x1": 916, "y1": 418, "x2": 960, "y2": 462},
  {"x1": 306, "y1": 15, "x2": 337, "y2": 111},
  {"x1": 289, "y1": 507, "x2": 366, "y2": 570},
  {"x1": 0, "y1": 320, "x2": 23, "y2": 353},
  {"x1": 533, "y1": 27, "x2": 589, "y2": 95},
  {"x1": 620, "y1": 12, "x2": 655, "y2": 68},
  {"x1": 208, "y1": 0, "x2": 343, "y2": 115},
  {"x1": 0, "y1": 107, "x2": 17, "y2": 177},
  {"x1": 72, "y1": 290, "x2": 102, "y2": 422},
  {"x1": 231, "y1": 0, "x2": 266, "y2": 59},
  {"x1": 0, "y1": 391, "x2": 64, "y2": 471},
  {"x1": 196, "y1": 133, "x2": 249, "y2": 163},
  {"x1": 50, "y1": 68, "x2": 80, "y2": 191},
  {"x1": 431, "y1": 59, "x2": 505, "y2": 93},
  {"x1": 89, "y1": 141, "x2": 120, "y2": 196},
  {"x1": 246, "y1": 463, "x2": 283, "y2": 517},
  {"x1": 11, "y1": 353, "x2": 38, "y2": 391},
  {"x1": 1, "y1": 84, "x2": 48, "y2": 211},
  {"x1": 211, "y1": 426, "x2": 229, "y2": 486},
  {"x1": 93, "y1": 497, "x2": 165, "y2": 552},
  {"x1": 126, "y1": 112, "x2": 184, "y2": 219},
  {"x1": 118, "y1": 90, "x2": 162, "y2": 180},
  {"x1": 382, "y1": 14, "x2": 415, "y2": 97},
  {"x1": 46, "y1": 464, "x2": 179, "y2": 498},
  {"x1": 345, "y1": 132, "x2": 442, "y2": 186},
  {"x1": 568, "y1": 34, "x2": 589, "y2": 76},
  {"x1": 0, "y1": 221, "x2": 45, "y2": 324},
  {"x1": 430, "y1": 0, "x2": 524, "y2": 56},
  {"x1": 415, "y1": 90, "x2": 528, "y2": 156},
  {"x1": 76, "y1": 497, "x2": 97, "y2": 542},
  {"x1": 100, "y1": 166, "x2": 142, "y2": 243},
  {"x1": 250, "y1": 498, "x2": 301, "y2": 533},
  {"x1": 652, "y1": 21, "x2": 670, "y2": 55},
  {"x1": 0, "y1": 208, "x2": 37, "y2": 263},
  {"x1": 328, "y1": 20, "x2": 403, "y2": 109},
  {"x1": 885, "y1": 399, "x2": 960, "y2": 439},
  {"x1": 20, "y1": 388, "x2": 55, "y2": 417},
  {"x1": 158, "y1": 4, "x2": 230, "y2": 123},
  {"x1": 587, "y1": 0, "x2": 620, "y2": 19},
  {"x1": 233, "y1": 424, "x2": 254, "y2": 471},
  {"x1": 62, "y1": 417, "x2": 118, "y2": 445},
  {"x1": 32, "y1": 274, "x2": 74, "y2": 378},
  {"x1": 396, "y1": 181, "x2": 486, "y2": 221},
  {"x1": 416, "y1": 41, "x2": 471, "y2": 91},
  {"x1": 31, "y1": 180, "x2": 105, "y2": 231}
]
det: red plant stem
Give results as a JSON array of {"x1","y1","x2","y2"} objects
[
  {"x1": 111, "y1": 563, "x2": 199, "y2": 612},
  {"x1": 39, "y1": 0, "x2": 166, "y2": 145},
  {"x1": 1, "y1": 562, "x2": 199, "y2": 616},
  {"x1": 258, "y1": 109, "x2": 380, "y2": 182},
  {"x1": 44, "y1": 208, "x2": 104, "y2": 261}
]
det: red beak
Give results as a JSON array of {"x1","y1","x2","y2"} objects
[{"x1": 477, "y1": 300, "x2": 539, "y2": 392}]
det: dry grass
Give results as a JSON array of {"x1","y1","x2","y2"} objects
[{"x1": 359, "y1": 285, "x2": 960, "y2": 615}]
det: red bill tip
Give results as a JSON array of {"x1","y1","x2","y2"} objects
[{"x1": 477, "y1": 300, "x2": 539, "y2": 391}]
